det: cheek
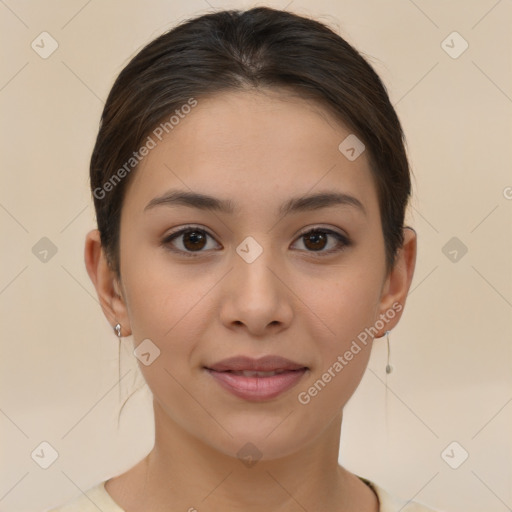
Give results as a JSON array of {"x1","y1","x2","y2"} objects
[
  {"x1": 306, "y1": 260, "x2": 383, "y2": 341},
  {"x1": 121, "y1": 253, "x2": 222, "y2": 398},
  {"x1": 121, "y1": 240, "x2": 212, "y2": 335},
  {"x1": 296, "y1": 260, "x2": 383, "y2": 399},
  {"x1": 121, "y1": 264, "x2": 213, "y2": 415},
  {"x1": 294, "y1": 279, "x2": 379, "y2": 420}
]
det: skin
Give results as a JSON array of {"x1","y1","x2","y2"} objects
[{"x1": 85, "y1": 88, "x2": 416, "y2": 512}]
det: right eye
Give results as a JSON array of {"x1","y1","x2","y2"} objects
[{"x1": 162, "y1": 225, "x2": 221, "y2": 257}]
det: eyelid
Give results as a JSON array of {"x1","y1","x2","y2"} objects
[
  {"x1": 164, "y1": 224, "x2": 216, "y2": 241},
  {"x1": 164, "y1": 223, "x2": 348, "y2": 240},
  {"x1": 295, "y1": 224, "x2": 348, "y2": 239}
]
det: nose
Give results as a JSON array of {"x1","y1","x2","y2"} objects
[{"x1": 218, "y1": 240, "x2": 293, "y2": 337}]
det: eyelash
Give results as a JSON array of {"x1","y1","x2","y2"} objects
[{"x1": 161, "y1": 224, "x2": 351, "y2": 258}]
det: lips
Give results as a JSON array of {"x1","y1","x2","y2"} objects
[
  {"x1": 223, "y1": 369, "x2": 290, "y2": 377},
  {"x1": 205, "y1": 355, "x2": 307, "y2": 372},
  {"x1": 204, "y1": 355, "x2": 308, "y2": 401}
]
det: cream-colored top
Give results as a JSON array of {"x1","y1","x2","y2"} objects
[{"x1": 45, "y1": 477, "x2": 443, "y2": 511}]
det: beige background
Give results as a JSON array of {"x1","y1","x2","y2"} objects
[{"x1": 1, "y1": 1, "x2": 511, "y2": 511}]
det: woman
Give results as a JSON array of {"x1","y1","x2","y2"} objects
[{"x1": 48, "y1": 6, "x2": 442, "y2": 511}]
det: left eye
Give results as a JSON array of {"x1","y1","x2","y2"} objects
[
  {"x1": 162, "y1": 226, "x2": 350, "y2": 257},
  {"x1": 293, "y1": 228, "x2": 350, "y2": 255}
]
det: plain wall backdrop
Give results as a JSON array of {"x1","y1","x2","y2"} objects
[{"x1": 1, "y1": 1, "x2": 511, "y2": 511}]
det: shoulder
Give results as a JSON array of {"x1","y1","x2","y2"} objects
[
  {"x1": 44, "y1": 481, "x2": 124, "y2": 512},
  {"x1": 360, "y1": 477, "x2": 444, "y2": 512}
]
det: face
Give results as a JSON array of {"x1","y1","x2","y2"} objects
[{"x1": 90, "y1": 89, "x2": 414, "y2": 461}]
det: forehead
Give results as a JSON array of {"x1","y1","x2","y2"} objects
[{"x1": 122, "y1": 89, "x2": 379, "y2": 220}]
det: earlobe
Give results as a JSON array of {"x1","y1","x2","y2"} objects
[
  {"x1": 84, "y1": 229, "x2": 131, "y2": 336},
  {"x1": 376, "y1": 226, "x2": 417, "y2": 336}
]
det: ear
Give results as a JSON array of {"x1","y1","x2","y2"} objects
[
  {"x1": 84, "y1": 229, "x2": 131, "y2": 337},
  {"x1": 375, "y1": 227, "x2": 417, "y2": 337}
]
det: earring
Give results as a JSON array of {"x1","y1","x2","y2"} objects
[
  {"x1": 385, "y1": 330, "x2": 393, "y2": 374},
  {"x1": 114, "y1": 323, "x2": 122, "y2": 338}
]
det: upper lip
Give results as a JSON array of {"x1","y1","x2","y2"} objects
[{"x1": 205, "y1": 355, "x2": 308, "y2": 372}]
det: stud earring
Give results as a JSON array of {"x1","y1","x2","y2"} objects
[
  {"x1": 114, "y1": 323, "x2": 122, "y2": 338},
  {"x1": 385, "y1": 330, "x2": 393, "y2": 374}
]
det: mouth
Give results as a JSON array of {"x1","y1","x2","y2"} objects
[
  {"x1": 205, "y1": 354, "x2": 308, "y2": 373},
  {"x1": 210, "y1": 369, "x2": 304, "y2": 377},
  {"x1": 204, "y1": 367, "x2": 308, "y2": 401}
]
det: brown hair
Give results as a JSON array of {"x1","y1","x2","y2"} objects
[{"x1": 90, "y1": 6, "x2": 411, "y2": 277}]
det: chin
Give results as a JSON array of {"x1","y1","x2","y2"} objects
[{"x1": 203, "y1": 422, "x2": 312, "y2": 463}]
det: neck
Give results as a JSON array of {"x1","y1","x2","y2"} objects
[{"x1": 107, "y1": 399, "x2": 379, "y2": 512}]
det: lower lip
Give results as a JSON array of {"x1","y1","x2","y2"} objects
[{"x1": 205, "y1": 368, "x2": 307, "y2": 401}]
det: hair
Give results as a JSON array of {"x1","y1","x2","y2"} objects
[{"x1": 90, "y1": 6, "x2": 411, "y2": 279}]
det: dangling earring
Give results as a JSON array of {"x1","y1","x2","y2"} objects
[
  {"x1": 114, "y1": 322, "x2": 122, "y2": 338},
  {"x1": 385, "y1": 330, "x2": 393, "y2": 374}
]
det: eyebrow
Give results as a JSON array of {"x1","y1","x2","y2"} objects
[{"x1": 144, "y1": 189, "x2": 366, "y2": 217}]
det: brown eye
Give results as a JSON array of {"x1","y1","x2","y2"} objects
[
  {"x1": 303, "y1": 230, "x2": 328, "y2": 251},
  {"x1": 292, "y1": 228, "x2": 351, "y2": 256},
  {"x1": 182, "y1": 230, "x2": 207, "y2": 251},
  {"x1": 162, "y1": 226, "x2": 219, "y2": 257},
  {"x1": 162, "y1": 225, "x2": 351, "y2": 258}
]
